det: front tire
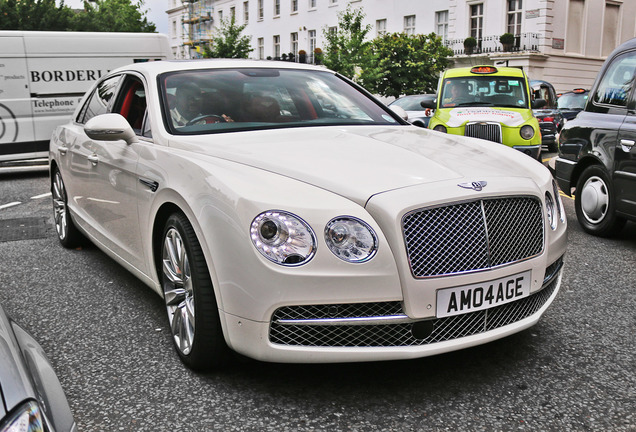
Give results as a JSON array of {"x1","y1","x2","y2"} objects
[
  {"x1": 51, "y1": 168, "x2": 84, "y2": 248},
  {"x1": 161, "y1": 212, "x2": 230, "y2": 370},
  {"x1": 574, "y1": 165, "x2": 626, "y2": 237}
]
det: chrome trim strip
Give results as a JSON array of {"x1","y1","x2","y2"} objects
[
  {"x1": 555, "y1": 157, "x2": 576, "y2": 166},
  {"x1": 275, "y1": 314, "x2": 412, "y2": 326},
  {"x1": 615, "y1": 170, "x2": 636, "y2": 180}
]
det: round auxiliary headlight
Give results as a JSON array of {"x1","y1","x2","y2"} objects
[
  {"x1": 433, "y1": 124, "x2": 447, "y2": 133},
  {"x1": 520, "y1": 125, "x2": 535, "y2": 140},
  {"x1": 250, "y1": 211, "x2": 316, "y2": 266},
  {"x1": 545, "y1": 192, "x2": 557, "y2": 230},
  {"x1": 325, "y1": 217, "x2": 378, "y2": 263}
]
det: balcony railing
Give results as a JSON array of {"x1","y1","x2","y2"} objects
[{"x1": 445, "y1": 33, "x2": 541, "y2": 56}]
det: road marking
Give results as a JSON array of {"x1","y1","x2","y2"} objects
[
  {"x1": 31, "y1": 192, "x2": 51, "y2": 200},
  {"x1": 0, "y1": 202, "x2": 21, "y2": 210},
  {"x1": 559, "y1": 190, "x2": 573, "y2": 200}
]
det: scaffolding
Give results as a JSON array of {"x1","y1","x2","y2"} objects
[{"x1": 181, "y1": 0, "x2": 214, "y2": 58}]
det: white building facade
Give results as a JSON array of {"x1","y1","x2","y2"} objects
[{"x1": 167, "y1": 0, "x2": 636, "y2": 92}]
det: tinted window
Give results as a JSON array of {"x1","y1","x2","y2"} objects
[
  {"x1": 592, "y1": 51, "x2": 636, "y2": 106},
  {"x1": 160, "y1": 68, "x2": 399, "y2": 134},
  {"x1": 77, "y1": 75, "x2": 122, "y2": 124}
]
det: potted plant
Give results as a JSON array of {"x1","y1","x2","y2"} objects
[
  {"x1": 500, "y1": 33, "x2": 515, "y2": 51},
  {"x1": 464, "y1": 37, "x2": 477, "y2": 55},
  {"x1": 298, "y1": 49, "x2": 307, "y2": 63},
  {"x1": 314, "y1": 47, "x2": 323, "y2": 65}
]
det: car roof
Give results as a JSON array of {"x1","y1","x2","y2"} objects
[
  {"x1": 111, "y1": 59, "x2": 332, "y2": 77},
  {"x1": 443, "y1": 65, "x2": 526, "y2": 79}
]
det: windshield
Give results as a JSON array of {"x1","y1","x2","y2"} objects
[
  {"x1": 160, "y1": 68, "x2": 400, "y2": 134},
  {"x1": 439, "y1": 76, "x2": 529, "y2": 109},
  {"x1": 390, "y1": 96, "x2": 428, "y2": 111},
  {"x1": 557, "y1": 92, "x2": 588, "y2": 110}
]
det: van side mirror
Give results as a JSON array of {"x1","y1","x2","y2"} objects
[
  {"x1": 420, "y1": 95, "x2": 437, "y2": 109},
  {"x1": 85, "y1": 113, "x2": 138, "y2": 145},
  {"x1": 532, "y1": 98, "x2": 547, "y2": 109}
]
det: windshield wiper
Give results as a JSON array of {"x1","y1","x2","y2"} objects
[{"x1": 455, "y1": 102, "x2": 494, "y2": 107}]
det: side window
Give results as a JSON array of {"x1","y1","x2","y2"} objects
[
  {"x1": 112, "y1": 75, "x2": 148, "y2": 135},
  {"x1": 76, "y1": 75, "x2": 122, "y2": 124},
  {"x1": 592, "y1": 51, "x2": 636, "y2": 107}
]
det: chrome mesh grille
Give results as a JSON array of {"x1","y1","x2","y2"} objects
[
  {"x1": 403, "y1": 197, "x2": 544, "y2": 278},
  {"x1": 269, "y1": 270, "x2": 560, "y2": 347},
  {"x1": 465, "y1": 122, "x2": 502, "y2": 143}
]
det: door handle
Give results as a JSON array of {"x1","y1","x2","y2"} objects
[
  {"x1": 87, "y1": 154, "x2": 99, "y2": 166},
  {"x1": 620, "y1": 139, "x2": 635, "y2": 152},
  {"x1": 58, "y1": 146, "x2": 68, "y2": 155}
]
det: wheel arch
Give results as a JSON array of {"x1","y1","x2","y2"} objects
[{"x1": 569, "y1": 155, "x2": 605, "y2": 194}]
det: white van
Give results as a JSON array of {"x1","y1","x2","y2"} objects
[{"x1": 0, "y1": 31, "x2": 171, "y2": 162}]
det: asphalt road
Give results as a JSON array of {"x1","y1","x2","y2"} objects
[{"x1": 0, "y1": 162, "x2": 635, "y2": 432}]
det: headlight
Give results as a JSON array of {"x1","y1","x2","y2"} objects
[
  {"x1": 545, "y1": 192, "x2": 557, "y2": 230},
  {"x1": 552, "y1": 179, "x2": 566, "y2": 223},
  {"x1": 520, "y1": 125, "x2": 535, "y2": 140},
  {"x1": 0, "y1": 400, "x2": 44, "y2": 432},
  {"x1": 250, "y1": 211, "x2": 316, "y2": 266},
  {"x1": 433, "y1": 124, "x2": 447, "y2": 133},
  {"x1": 325, "y1": 217, "x2": 378, "y2": 263}
]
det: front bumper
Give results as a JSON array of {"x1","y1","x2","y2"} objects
[
  {"x1": 221, "y1": 257, "x2": 564, "y2": 363},
  {"x1": 513, "y1": 144, "x2": 541, "y2": 159}
]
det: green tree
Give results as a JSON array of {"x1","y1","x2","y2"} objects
[
  {"x1": 72, "y1": 0, "x2": 156, "y2": 32},
  {"x1": 359, "y1": 32, "x2": 454, "y2": 98},
  {"x1": 322, "y1": 5, "x2": 371, "y2": 79},
  {"x1": 0, "y1": 0, "x2": 75, "y2": 31},
  {"x1": 203, "y1": 15, "x2": 253, "y2": 58}
]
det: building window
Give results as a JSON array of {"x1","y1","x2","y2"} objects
[
  {"x1": 274, "y1": 35, "x2": 280, "y2": 58},
  {"x1": 376, "y1": 19, "x2": 387, "y2": 37},
  {"x1": 602, "y1": 2, "x2": 620, "y2": 56},
  {"x1": 230, "y1": 6, "x2": 235, "y2": 19},
  {"x1": 507, "y1": 0, "x2": 522, "y2": 36},
  {"x1": 566, "y1": 0, "x2": 584, "y2": 53},
  {"x1": 218, "y1": 10, "x2": 223, "y2": 22},
  {"x1": 470, "y1": 3, "x2": 484, "y2": 41},
  {"x1": 258, "y1": 0, "x2": 264, "y2": 19},
  {"x1": 274, "y1": 0, "x2": 280, "y2": 16},
  {"x1": 258, "y1": 37, "x2": 264, "y2": 59},
  {"x1": 435, "y1": 10, "x2": 448, "y2": 43},
  {"x1": 308, "y1": 29, "x2": 316, "y2": 62},
  {"x1": 172, "y1": 20, "x2": 177, "y2": 38},
  {"x1": 244, "y1": 1, "x2": 249, "y2": 22},
  {"x1": 404, "y1": 15, "x2": 415, "y2": 35},
  {"x1": 291, "y1": 32, "x2": 299, "y2": 59},
  {"x1": 329, "y1": 0, "x2": 337, "y2": 4},
  {"x1": 328, "y1": 26, "x2": 337, "y2": 35},
  {"x1": 309, "y1": 0, "x2": 316, "y2": 9},
  {"x1": 291, "y1": 0, "x2": 298, "y2": 13}
]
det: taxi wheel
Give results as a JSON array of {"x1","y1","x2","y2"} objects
[
  {"x1": 574, "y1": 165, "x2": 626, "y2": 237},
  {"x1": 51, "y1": 168, "x2": 84, "y2": 248},
  {"x1": 161, "y1": 212, "x2": 230, "y2": 370}
]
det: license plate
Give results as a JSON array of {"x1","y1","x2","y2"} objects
[{"x1": 436, "y1": 270, "x2": 531, "y2": 318}]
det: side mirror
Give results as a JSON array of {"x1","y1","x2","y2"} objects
[
  {"x1": 532, "y1": 98, "x2": 547, "y2": 109},
  {"x1": 85, "y1": 113, "x2": 138, "y2": 145},
  {"x1": 420, "y1": 95, "x2": 437, "y2": 109},
  {"x1": 389, "y1": 105, "x2": 408, "y2": 121}
]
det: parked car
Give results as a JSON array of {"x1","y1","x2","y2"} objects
[
  {"x1": 556, "y1": 88, "x2": 589, "y2": 121},
  {"x1": 50, "y1": 60, "x2": 567, "y2": 371},
  {"x1": 0, "y1": 302, "x2": 76, "y2": 432},
  {"x1": 555, "y1": 38, "x2": 636, "y2": 237},
  {"x1": 388, "y1": 94, "x2": 435, "y2": 128},
  {"x1": 530, "y1": 79, "x2": 563, "y2": 152},
  {"x1": 422, "y1": 65, "x2": 546, "y2": 161}
]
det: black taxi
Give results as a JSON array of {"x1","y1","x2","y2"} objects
[{"x1": 555, "y1": 37, "x2": 636, "y2": 236}]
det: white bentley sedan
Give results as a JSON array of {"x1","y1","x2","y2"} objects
[{"x1": 49, "y1": 60, "x2": 567, "y2": 370}]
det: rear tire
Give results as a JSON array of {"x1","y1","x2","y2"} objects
[
  {"x1": 574, "y1": 165, "x2": 626, "y2": 237},
  {"x1": 51, "y1": 168, "x2": 84, "y2": 248},
  {"x1": 161, "y1": 212, "x2": 230, "y2": 370}
]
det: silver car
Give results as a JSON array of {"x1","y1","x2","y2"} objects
[{"x1": 0, "y1": 302, "x2": 76, "y2": 432}]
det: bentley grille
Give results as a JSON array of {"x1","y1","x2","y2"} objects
[
  {"x1": 403, "y1": 196, "x2": 544, "y2": 278},
  {"x1": 465, "y1": 122, "x2": 502, "y2": 143},
  {"x1": 268, "y1": 259, "x2": 562, "y2": 347}
]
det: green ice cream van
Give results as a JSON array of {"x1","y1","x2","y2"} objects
[{"x1": 422, "y1": 65, "x2": 546, "y2": 160}]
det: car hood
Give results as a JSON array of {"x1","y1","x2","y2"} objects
[
  {"x1": 169, "y1": 125, "x2": 546, "y2": 207},
  {"x1": 439, "y1": 107, "x2": 530, "y2": 127}
]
